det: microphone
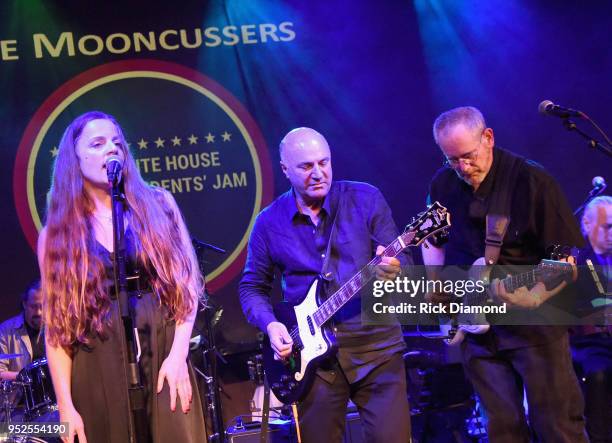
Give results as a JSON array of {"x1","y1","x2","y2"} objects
[
  {"x1": 586, "y1": 176, "x2": 607, "y2": 200},
  {"x1": 105, "y1": 155, "x2": 123, "y2": 184},
  {"x1": 592, "y1": 176, "x2": 606, "y2": 190},
  {"x1": 538, "y1": 100, "x2": 585, "y2": 119},
  {"x1": 574, "y1": 176, "x2": 607, "y2": 216}
]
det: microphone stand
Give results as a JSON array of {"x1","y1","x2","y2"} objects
[
  {"x1": 563, "y1": 118, "x2": 612, "y2": 158},
  {"x1": 192, "y1": 238, "x2": 226, "y2": 442},
  {"x1": 201, "y1": 299, "x2": 225, "y2": 443},
  {"x1": 110, "y1": 179, "x2": 150, "y2": 443}
]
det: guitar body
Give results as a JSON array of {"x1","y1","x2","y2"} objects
[
  {"x1": 440, "y1": 257, "x2": 491, "y2": 345},
  {"x1": 442, "y1": 257, "x2": 576, "y2": 346},
  {"x1": 459, "y1": 257, "x2": 492, "y2": 332},
  {"x1": 440, "y1": 323, "x2": 490, "y2": 346},
  {"x1": 263, "y1": 278, "x2": 337, "y2": 404}
]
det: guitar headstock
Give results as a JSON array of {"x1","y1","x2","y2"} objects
[
  {"x1": 547, "y1": 244, "x2": 576, "y2": 262},
  {"x1": 401, "y1": 201, "x2": 451, "y2": 247}
]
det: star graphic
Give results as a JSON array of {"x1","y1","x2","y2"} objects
[
  {"x1": 171, "y1": 136, "x2": 182, "y2": 147},
  {"x1": 50, "y1": 146, "x2": 59, "y2": 157},
  {"x1": 137, "y1": 138, "x2": 148, "y2": 150},
  {"x1": 205, "y1": 133, "x2": 215, "y2": 143},
  {"x1": 188, "y1": 134, "x2": 198, "y2": 145},
  {"x1": 221, "y1": 131, "x2": 231, "y2": 142},
  {"x1": 154, "y1": 137, "x2": 165, "y2": 148}
]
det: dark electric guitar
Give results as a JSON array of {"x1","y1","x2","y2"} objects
[
  {"x1": 263, "y1": 202, "x2": 451, "y2": 404},
  {"x1": 440, "y1": 256, "x2": 578, "y2": 345}
]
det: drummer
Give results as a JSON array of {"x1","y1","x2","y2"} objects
[{"x1": 0, "y1": 280, "x2": 44, "y2": 380}]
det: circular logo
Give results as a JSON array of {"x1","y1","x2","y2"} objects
[{"x1": 13, "y1": 59, "x2": 274, "y2": 291}]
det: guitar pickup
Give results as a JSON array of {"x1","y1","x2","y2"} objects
[
  {"x1": 307, "y1": 316, "x2": 315, "y2": 335},
  {"x1": 294, "y1": 336, "x2": 304, "y2": 350}
]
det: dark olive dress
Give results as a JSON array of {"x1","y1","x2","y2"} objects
[{"x1": 70, "y1": 232, "x2": 206, "y2": 443}]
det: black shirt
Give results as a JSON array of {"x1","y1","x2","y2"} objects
[
  {"x1": 428, "y1": 147, "x2": 584, "y2": 348},
  {"x1": 429, "y1": 147, "x2": 583, "y2": 266}
]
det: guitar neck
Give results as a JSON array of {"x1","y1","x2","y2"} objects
[
  {"x1": 312, "y1": 231, "x2": 416, "y2": 327},
  {"x1": 503, "y1": 261, "x2": 571, "y2": 293},
  {"x1": 462, "y1": 260, "x2": 573, "y2": 305}
]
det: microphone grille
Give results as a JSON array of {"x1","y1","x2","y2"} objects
[
  {"x1": 538, "y1": 100, "x2": 553, "y2": 115},
  {"x1": 592, "y1": 176, "x2": 606, "y2": 188},
  {"x1": 106, "y1": 155, "x2": 122, "y2": 166}
]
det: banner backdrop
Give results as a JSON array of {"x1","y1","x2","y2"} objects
[{"x1": 2, "y1": 0, "x2": 611, "y2": 348}]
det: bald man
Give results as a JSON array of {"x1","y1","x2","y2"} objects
[{"x1": 239, "y1": 128, "x2": 411, "y2": 442}]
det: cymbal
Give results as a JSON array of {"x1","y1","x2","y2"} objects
[{"x1": 0, "y1": 353, "x2": 23, "y2": 360}]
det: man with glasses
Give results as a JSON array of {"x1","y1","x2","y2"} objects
[{"x1": 421, "y1": 106, "x2": 588, "y2": 442}]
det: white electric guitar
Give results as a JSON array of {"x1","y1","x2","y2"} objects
[{"x1": 263, "y1": 202, "x2": 451, "y2": 404}]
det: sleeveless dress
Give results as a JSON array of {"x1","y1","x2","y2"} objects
[{"x1": 70, "y1": 231, "x2": 206, "y2": 443}]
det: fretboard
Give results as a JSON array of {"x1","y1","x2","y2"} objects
[
  {"x1": 312, "y1": 230, "x2": 416, "y2": 327},
  {"x1": 463, "y1": 260, "x2": 573, "y2": 305},
  {"x1": 503, "y1": 261, "x2": 571, "y2": 293}
]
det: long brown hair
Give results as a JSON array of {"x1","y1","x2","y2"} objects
[{"x1": 42, "y1": 111, "x2": 204, "y2": 348}]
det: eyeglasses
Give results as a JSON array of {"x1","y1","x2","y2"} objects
[{"x1": 443, "y1": 130, "x2": 485, "y2": 168}]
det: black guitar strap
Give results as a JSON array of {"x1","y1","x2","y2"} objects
[
  {"x1": 484, "y1": 150, "x2": 525, "y2": 265},
  {"x1": 320, "y1": 185, "x2": 342, "y2": 281}
]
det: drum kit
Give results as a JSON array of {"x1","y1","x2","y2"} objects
[{"x1": 0, "y1": 354, "x2": 59, "y2": 443}]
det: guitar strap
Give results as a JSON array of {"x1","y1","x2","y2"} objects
[
  {"x1": 320, "y1": 185, "x2": 342, "y2": 282},
  {"x1": 484, "y1": 150, "x2": 525, "y2": 265}
]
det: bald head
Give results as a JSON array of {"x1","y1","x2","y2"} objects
[
  {"x1": 279, "y1": 127, "x2": 332, "y2": 205},
  {"x1": 279, "y1": 127, "x2": 329, "y2": 161}
]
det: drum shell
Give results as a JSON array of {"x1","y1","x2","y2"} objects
[{"x1": 17, "y1": 358, "x2": 57, "y2": 420}]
